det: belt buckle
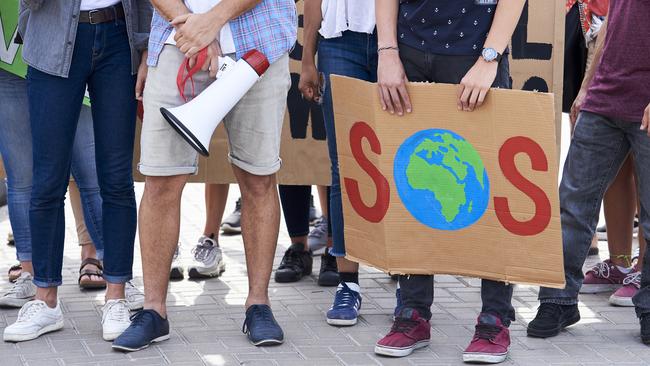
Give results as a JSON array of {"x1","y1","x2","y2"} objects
[{"x1": 88, "y1": 9, "x2": 101, "y2": 25}]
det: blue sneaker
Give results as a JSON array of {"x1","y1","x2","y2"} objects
[
  {"x1": 394, "y1": 287, "x2": 403, "y2": 318},
  {"x1": 326, "y1": 282, "x2": 362, "y2": 326},
  {"x1": 112, "y1": 310, "x2": 170, "y2": 352},
  {"x1": 242, "y1": 304, "x2": 284, "y2": 346}
]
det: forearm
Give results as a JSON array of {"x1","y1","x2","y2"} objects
[
  {"x1": 207, "y1": 0, "x2": 263, "y2": 28},
  {"x1": 302, "y1": 0, "x2": 323, "y2": 67},
  {"x1": 483, "y1": 0, "x2": 527, "y2": 54},
  {"x1": 580, "y1": 19, "x2": 607, "y2": 90},
  {"x1": 150, "y1": 0, "x2": 190, "y2": 21},
  {"x1": 375, "y1": 0, "x2": 399, "y2": 48}
]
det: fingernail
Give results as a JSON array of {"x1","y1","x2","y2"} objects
[{"x1": 407, "y1": 109, "x2": 412, "y2": 113}]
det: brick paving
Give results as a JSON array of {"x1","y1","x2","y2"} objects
[{"x1": 1, "y1": 117, "x2": 648, "y2": 365}]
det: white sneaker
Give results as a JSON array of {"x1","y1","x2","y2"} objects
[
  {"x1": 0, "y1": 272, "x2": 36, "y2": 308},
  {"x1": 101, "y1": 299, "x2": 131, "y2": 341},
  {"x1": 170, "y1": 245, "x2": 184, "y2": 280},
  {"x1": 125, "y1": 281, "x2": 144, "y2": 311},
  {"x1": 308, "y1": 218, "x2": 328, "y2": 255},
  {"x1": 188, "y1": 236, "x2": 225, "y2": 279},
  {"x1": 3, "y1": 300, "x2": 64, "y2": 342}
]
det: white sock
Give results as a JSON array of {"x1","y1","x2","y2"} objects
[{"x1": 616, "y1": 265, "x2": 633, "y2": 274}]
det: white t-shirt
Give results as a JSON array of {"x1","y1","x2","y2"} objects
[
  {"x1": 80, "y1": 0, "x2": 121, "y2": 11},
  {"x1": 165, "y1": 0, "x2": 236, "y2": 55},
  {"x1": 319, "y1": 0, "x2": 376, "y2": 39}
]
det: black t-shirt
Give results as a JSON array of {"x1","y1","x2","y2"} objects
[{"x1": 398, "y1": 0, "x2": 498, "y2": 55}]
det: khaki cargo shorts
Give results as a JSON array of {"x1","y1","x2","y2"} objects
[{"x1": 139, "y1": 45, "x2": 291, "y2": 176}]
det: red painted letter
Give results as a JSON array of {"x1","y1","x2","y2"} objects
[
  {"x1": 344, "y1": 121, "x2": 390, "y2": 223},
  {"x1": 494, "y1": 136, "x2": 551, "y2": 236}
]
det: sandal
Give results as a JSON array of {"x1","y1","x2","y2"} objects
[
  {"x1": 78, "y1": 258, "x2": 106, "y2": 289},
  {"x1": 8, "y1": 264, "x2": 22, "y2": 283}
]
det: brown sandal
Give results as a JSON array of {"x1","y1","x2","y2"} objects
[
  {"x1": 78, "y1": 258, "x2": 106, "y2": 289},
  {"x1": 8, "y1": 264, "x2": 22, "y2": 283}
]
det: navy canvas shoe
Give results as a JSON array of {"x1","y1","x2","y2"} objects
[
  {"x1": 243, "y1": 304, "x2": 284, "y2": 346},
  {"x1": 112, "y1": 310, "x2": 170, "y2": 352},
  {"x1": 326, "y1": 282, "x2": 362, "y2": 326}
]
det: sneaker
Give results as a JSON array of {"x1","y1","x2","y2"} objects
[
  {"x1": 326, "y1": 283, "x2": 362, "y2": 326},
  {"x1": 0, "y1": 272, "x2": 36, "y2": 308},
  {"x1": 309, "y1": 195, "x2": 322, "y2": 225},
  {"x1": 375, "y1": 308, "x2": 430, "y2": 357},
  {"x1": 7, "y1": 233, "x2": 14, "y2": 247},
  {"x1": 463, "y1": 313, "x2": 510, "y2": 364},
  {"x1": 317, "y1": 250, "x2": 339, "y2": 287},
  {"x1": 641, "y1": 313, "x2": 650, "y2": 345},
  {"x1": 102, "y1": 299, "x2": 132, "y2": 341},
  {"x1": 112, "y1": 310, "x2": 170, "y2": 352},
  {"x1": 188, "y1": 235, "x2": 226, "y2": 279},
  {"x1": 527, "y1": 303, "x2": 580, "y2": 338},
  {"x1": 274, "y1": 243, "x2": 312, "y2": 283},
  {"x1": 170, "y1": 245, "x2": 184, "y2": 280},
  {"x1": 242, "y1": 304, "x2": 284, "y2": 346},
  {"x1": 221, "y1": 198, "x2": 242, "y2": 234},
  {"x1": 579, "y1": 260, "x2": 627, "y2": 293},
  {"x1": 125, "y1": 281, "x2": 144, "y2": 311},
  {"x1": 609, "y1": 271, "x2": 641, "y2": 307},
  {"x1": 3, "y1": 300, "x2": 64, "y2": 342},
  {"x1": 596, "y1": 224, "x2": 607, "y2": 241},
  {"x1": 308, "y1": 218, "x2": 328, "y2": 255}
]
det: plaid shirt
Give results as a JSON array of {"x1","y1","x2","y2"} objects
[{"x1": 147, "y1": 0, "x2": 297, "y2": 66}]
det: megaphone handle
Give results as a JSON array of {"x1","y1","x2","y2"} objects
[{"x1": 176, "y1": 48, "x2": 209, "y2": 102}]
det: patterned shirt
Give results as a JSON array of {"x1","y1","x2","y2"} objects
[
  {"x1": 398, "y1": 0, "x2": 497, "y2": 56},
  {"x1": 147, "y1": 0, "x2": 297, "y2": 66}
]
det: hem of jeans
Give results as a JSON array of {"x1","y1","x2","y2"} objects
[
  {"x1": 228, "y1": 155, "x2": 281, "y2": 176},
  {"x1": 16, "y1": 253, "x2": 32, "y2": 262},
  {"x1": 138, "y1": 163, "x2": 197, "y2": 177},
  {"x1": 33, "y1": 278, "x2": 62, "y2": 288},
  {"x1": 539, "y1": 298, "x2": 578, "y2": 305},
  {"x1": 330, "y1": 249, "x2": 346, "y2": 257},
  {"x1": 103, "y1": 274, "x2": 132, "y2": 284}
]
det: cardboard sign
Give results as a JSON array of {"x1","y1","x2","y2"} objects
[{"x1": 332, "y1": 76, "x2": 564, "y2": 288}]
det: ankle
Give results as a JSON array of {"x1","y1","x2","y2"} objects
[
  {"x1": 105, "y1": 283, "x2": 126, "y2": 301},
  {"x1": 245, "y1": 297, "x2": 270, "y2": 310},
  {"x1": 144, "y1": 303, "x2": 167, "y2": 319},
  {"x1": 35, "y1": 289, "x2": 58, "y2": 308}
]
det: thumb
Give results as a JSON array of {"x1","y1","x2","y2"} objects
[{"x1": 171, "y1": 14, "x2": 190, "y2": 26}]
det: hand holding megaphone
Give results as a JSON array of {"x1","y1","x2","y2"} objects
[{"x1": 160, "y1": 48, "x2": 270, "y2": 156}]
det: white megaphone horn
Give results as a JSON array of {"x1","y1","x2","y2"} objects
[{"x1": 160, "y1": 49, "x2": 270, "y2": 156}]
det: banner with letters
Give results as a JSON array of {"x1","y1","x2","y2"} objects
[{"x1": 332, "y1": 76, "x2": 564, "y2": 288}]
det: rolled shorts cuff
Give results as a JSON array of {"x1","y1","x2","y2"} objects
[
  {"x1": 103, "y1": 273, "x2": 132, "y2": 285},
  {"x1": 539, "y1": 298, "x2": 578, "y2": 306},
  {"x1": 138, "y1": 163, "x2": 197, "y2": 177},
  {"x1": 33, "y1": 278, "x2": 62, "y2": 288},
  {"x1": 228, "y1": 154, "x2": 281, "y2": 176},
  {"x1": 16, "y1": 252, "x2": 32, "y2": 262}
]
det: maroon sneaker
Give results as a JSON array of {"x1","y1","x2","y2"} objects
[
  {"x1": 579, "y1": 260, "x2": 627, "y2": 294},
  {"x1": 463, "y1": 313, "x2": 510, "y2": 364},
  {"x1": 375, "y1": 308, "x2": 430, "y2": 357},
  {"x1": 609, "y1": 270, "x2": 640, "y2": 307}
]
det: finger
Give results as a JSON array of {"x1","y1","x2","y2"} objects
[
  {"x1": 171, "y1": 14, "x2": 191, "y2": 26},
  {"x1": 476, "y1": 88, "x2": 488, "y2": 109},
  {"x1": 135, "y1": 77, "x2": 144, "y2": 100},
  {"x1": 456, "y1": 84, "x2": 466, "y2": 111},
  {"x1": 398, "y1": 79, "x2": 412, "y2": 113},
  {"x1": 388, "y1": 87, "x2": 404, "y2": 115},
  {"x1": 188, "y1": 55, "x2": 197, "y2": 69},
  {"x1": 460, "y1": 86, "x2": 472, "y2": 111},
  {"x1": 468, "y1": 88, "x2": 480, "y2": 111},
  {"x1": 382, "y1": 86, "x2": 395, "y2": 114},
  {"x1": 185, "y1": 46, "x2": 200, "y2": 58},
  {"x1": 378, "y1": 86, "x2": 387, "y2": 112},
  {"x1": 209, "y1": 55, "x2": 219, "y2": 78}
]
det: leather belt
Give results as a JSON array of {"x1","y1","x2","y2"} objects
[{"x1": 79, "y1": 4, "x2": 125, "y2": 25}]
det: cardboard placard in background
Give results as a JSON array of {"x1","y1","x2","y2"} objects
[{"x1": 332, "y1": 76, "x2": 564, "y2": 288}]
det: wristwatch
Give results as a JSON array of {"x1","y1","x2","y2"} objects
[{"x1": 481, "y1": 47, "x2": 503, "y2": 63}]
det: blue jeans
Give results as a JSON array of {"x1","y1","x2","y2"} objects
[
  {"x1": 27, "y1": 20, "x2": 137, "y2": 287},
  {"x1": 539, "y1": 111, "x2": 650, "y2": 317},
  {"x1": 318, "y1": 30, "x2": 378, "y2": 257},
  {"x1": 0, "y1": 70, "x2": 103, "y2": 262}
]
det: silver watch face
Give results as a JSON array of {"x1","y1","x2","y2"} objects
[{"x1": 482, "y1": 48, "x2": 497, "y2": 62}]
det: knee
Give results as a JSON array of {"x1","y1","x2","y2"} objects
[
  {"x1": 238, "y1": 172, "x2": 276, "y2": 198},
  {"x1": 143, "y1": 175, "x2": 186, "y2": 204}
]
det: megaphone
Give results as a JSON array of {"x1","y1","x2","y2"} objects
[{"x1": 160, "y1": 49, "x2": 270, "y2": 156}]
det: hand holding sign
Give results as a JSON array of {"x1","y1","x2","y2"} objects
[{"x1": 377, "y1": 51, "x2": 412, "y2": 116}]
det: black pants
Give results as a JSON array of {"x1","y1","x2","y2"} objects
[
  {"x1": 397, "y1": 44, "x2": 515, "y2": 326},
  {"x1": 279, "y1": 185, "x2": 331, "y2": 238}
]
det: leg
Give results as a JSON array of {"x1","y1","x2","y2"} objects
[
  {"x1": 279, "y1": 185, "x2": 311, "y2": 246},
  {"x1": 481, "y1": 280, "x2": 514, "y2": 325},
  {"x1": 317, "y1": 185, "x2": 329, "y2": 219},
  {"x1": 603, "y1": 155, "x2": 636, "y2": 267},
  {"x1": 69, "y1": 180, "x2": 104, "y2": 286},
  {"x1": 203, "y1": 184, "x2": 229, "y2": 237}
]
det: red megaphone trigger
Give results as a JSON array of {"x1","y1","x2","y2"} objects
[{"x1": 176, "y1": 47, "x2": 209, "y2": 103}]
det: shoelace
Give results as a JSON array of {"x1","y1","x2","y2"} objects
[
  {"x1": 129, "y1": 310, "x2": 152, "y2": 328},
  {"x1": 16, "y1": 301, "x2": 47, "y2": 323},
  {"x1": 6, "y1": 275, "x2": 31, "y2": 296},
  {"x1": 588, "y1": 261, "x2": 611, "y2": 278},
  {"x1": 308, "y1": 219, "x2": 328, "y2": 239},
  {"x1": 192, "y1": 239, "x2": 218, "y2": 263},
  {"x1": 332, "y1": 286, "x2": 358, "y2": 309},
  {"x1": 279, "y1": 248, "x2": 306, "y2": 271},
  {"x1": 242, "y1": 306, "x2": 274, "y2": 334},
  {"x1": 474, "y1": 324, "x2": 501, "y2": 341},
  {"x1": 390, "y1": 317, "x2": 419, "y2": 334},
  {"x1": 125, "y1": 281, "x2": 144, "y2": 300},
  {"x1": 623, "y1": 272, "x2": 641, "y2": 287},
  {"x1": 321, "y1": 253, "x2": 338, "y2": 273},
  {"x1": 536, "y1": 303, "x2": 563, "y2": 320},
  {"x1": 104, "y1": 300, "x2": 130, "y2": 323},
  {"x1": 234, "y1": 198, "x2": 242, "y2": 212}
]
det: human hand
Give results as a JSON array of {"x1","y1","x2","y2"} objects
[
  {"x1": 641, "y1": 102, "x2": 650, "y2": 138},
  {"x1": 377, "y1": 50, "x2": 412, "y2": 116},
  {"x1": 135, "y1": 50, "x2": 148, "y2": 101},
  {"x1": 570, "y1": 88, "x2": 588, "y2": 133},
  {"x1": 299, "y1": 63, "x2": 321, "y2": 102},
  {"x1": 172, "y1": 13, "x2": 222, "y2": 58},
  {"x1": 457, "y1": 59, "x2": 498, "y2": 112}
]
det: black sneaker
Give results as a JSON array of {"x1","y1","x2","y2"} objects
[
  {"x1": 221, "y1": 198, "x2": 241, "y2": 234},
  {"x1": 641, "y1": 313, "x2": 650, "y2": 345},
  {"x1": 309, "y1": 195, "x2": 322, "y2": 225},
  {"x1": 527, "y1": 303, "x2": 580, "y2": 338},
  {"x1": 274, "y1": 243, "x2": 312, "y2": 283},
  {"x1": 318, "y1": 250, "x2": 339, "y2": 287}
]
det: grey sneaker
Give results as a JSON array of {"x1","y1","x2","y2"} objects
[
  {"x1": 221, "y1": 198, "x2": 242, "y2": 234},
  {"x1": 170, "y1": 245, "x2": 184, "y2": 280},
  {"x1": 125, "y1": 281, "x2": 144, "y2": 311},
  {"x1": 0, "y1": 272, "x2": 36, "y2": 308},
  {"x1": 188, "y1": 236, "x2": 225, "y2": 279},
  {"x1": 308, "y1": 218, "x2": 328, "y2": 255}
]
